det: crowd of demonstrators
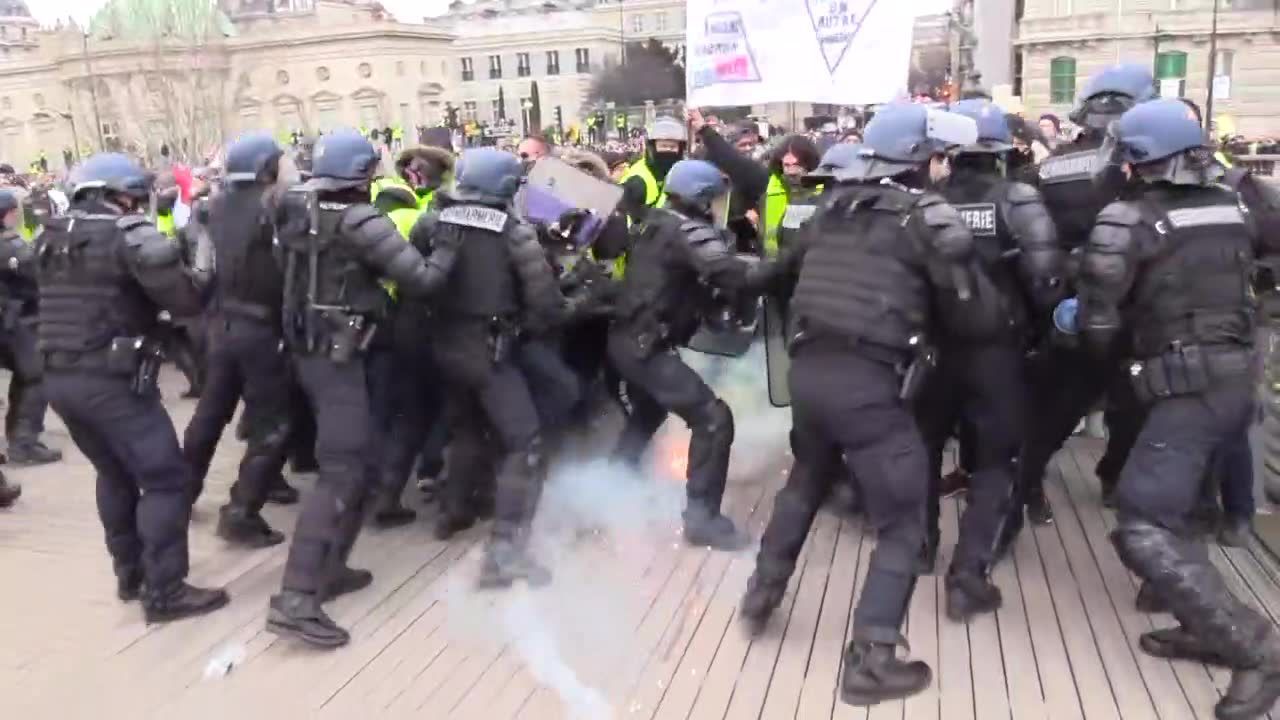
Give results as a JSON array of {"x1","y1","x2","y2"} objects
[{"x1": 7, "y1": 59, "x2": 1280, "y2": 719}]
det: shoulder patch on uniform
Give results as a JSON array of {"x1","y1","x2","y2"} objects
[
  {"x1": 1096, "y1": 201, "x2": 1142, "y2": 226},
  {"x1": 1164, "y1": 205, "x2": 1245, "y2": 229},
  {"x1": 318, "y1": 201, "x2": 351, "y2": 212},
  {"x1": 1005, "y1": 182, "x2": 1042, "y2": 204},
  {"x1": 781, "y1": 203, "x2": 817, "y2": 229},
  {"x1": 439, "y1": 205, "x2": 508, "y2": 233},
  {"x1": 1038, "y1": 150, "x2": 1098, "y2": 183},
  {"x1": 953, "y1": 203, "x2": 998, "y2": 237}
]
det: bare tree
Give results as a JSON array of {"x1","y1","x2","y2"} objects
[{"x1": 92, "y1": 0, "x2": 233, "y2": 164}]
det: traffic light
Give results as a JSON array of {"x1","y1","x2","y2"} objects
[{"x1": 554, "y1": 105, "x2": 563, "y2": 130}]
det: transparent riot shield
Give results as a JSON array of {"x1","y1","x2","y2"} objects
[
  {"x1": 686, "y1": 188, "x2": 759, "y2": 358},
  {"x1": 763, "y1": 295, "x2": 790, "y2": 407},
  {"x1": 519, "y1": 157, "x2": 623, "y2": 247}
]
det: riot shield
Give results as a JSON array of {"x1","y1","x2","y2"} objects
[
  {"x1": 763, "y1": 295, "x2": 791, "y2": 407},
  {"x1": 686, "y1": 187, "x2": 759, "y2": 358},
  {"x1": 519, "y1": 157, "x2": 623, "y2": 247}
]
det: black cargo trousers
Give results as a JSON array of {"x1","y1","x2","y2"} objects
[
  {"x1": 182, "y1": 313, "x2": 292, "y2": 510},
  {"x1": 916, "y1": 341, "x2": 1024, "y2": 576},
  {"x1": 45, "y1": 360, "x2": 194, "y2": 594},
  {"x1": 753, "y1": 343, "x2": 927, "y2": 644},
  {"x1": 279, "y1": 352, "x2": 383, "y2": 594}
]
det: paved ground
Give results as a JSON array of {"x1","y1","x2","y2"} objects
[{"x1": 2, "y1": 367, "x2": 1280, "y2": 720}]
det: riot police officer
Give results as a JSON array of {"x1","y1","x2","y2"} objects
[
  {"x1": 0, "y1": 188, "x2": 61, "y2": 465},
  {"x1": 266, "y1": 130, "x2": 452, "y2": 648},
  {"x1": 920, "y1": 99, "x2": 1066, "y2": 618},
  {"x1": 37, "y1": 153, "x2": 228, "y2": 622},
  {"x1": 738, "y1": 103, "x2": 999, "y2": 705},
  {"x1": 370, "y1": 145, "x2": 455, "y2": 527},
  {"x1": 1078, "y1": 98, "x2": 1280, "y2": 720},
  {"x1": 409, "y1": 148, "x2": 571, "y2": 585},
  {"x1": 1021, "y1": 63, "x2": 1157, "y2": 524},
  {"x1": 181, "y1": 132, "x2": 296, "y2": 548},
  {"x1": 610, "y1": 159, "x2": 764, "y2": 551}
]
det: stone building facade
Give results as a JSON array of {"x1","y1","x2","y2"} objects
[
  {"x1": 1016, "y1": 0, "x2": 1280, "y2": 137},
  {"x1": 0, "y1": 0, "x2": 453, "y2": 169}
]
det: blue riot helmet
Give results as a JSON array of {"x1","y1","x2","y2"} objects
[
  {"x1": 948, "y1": 99, "x2": 1013, "y2": 153},
  {"x1": 803, "y1": 142, "x2": 867, "y2": 187},
  {"x1": 224, "y1": 132, "x2": 284, "y2": 185},
  {"x1": 662, "y1": 159, "x2": 729, "y2": 217},
  {"x1": 69, "y1": 153, "x2": 153, "y2": 204},
  {"x1": 451, "y1": 147, "x2": 524, "y2": 205},
  {"x1": 1069, "y1": 63, "x2": 1156, "y2": 131},
  {"x1": 302, "y1": 129, "x2": 381, "y2": 192},
  {"x1": 837, "y1": 103, "x2": 977, "y2": 182},
  {"x1": 1110, "y1": 98, "x2": 1218, "y2": 186}
]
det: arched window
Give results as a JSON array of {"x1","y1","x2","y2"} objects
[{"x1": 1049, "y1": 56, "x2": 1076, "y2": 104}]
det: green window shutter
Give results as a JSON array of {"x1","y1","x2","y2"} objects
[
  {"x1": 1156, "y1": 51, "x2": 1187, "y2": 79},
  {"x1": 1050, "y1": 57, "x2": 1077, "y2": 104}
]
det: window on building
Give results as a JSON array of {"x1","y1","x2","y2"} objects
[
  {"x1": 461, "y1": 57, "x2": 474, "y2": 82},
  {"x1": 463, "y1": 100, "x2": 478, "y2": 121},
  {"x1": 396, "y1": 60, "x2": 405, "y2": 77},
  {"x1": 1155, "y1": 50, "x2": 1187, "y2": 97},
  {"x1": 491, "y1": 98, "x2": 503, "y2": 121},
  {"x1": 655, "y1": 12, "x2": 666, "y2": 32},
  {"x1": 546, "y1": 50, "x2": 560, "y2": 75},
  {"x1": 1157, "y1": 50, "x2": 1187, "y2": 80},
  {"x1": 489, "y1": 54, "x2": 503, "y2": 79},
  {"x1": 575, "y1": 48, "x2": 590, "y2": 73},
  {"x1": 1053, "y1": 0, "x2": 1072, "y2": 15},
  {"x1": 1049, "y1": 56, "x2": 1076, "y2": 104},
  {"x1": 631, "y1": 14, "x2": 644, "y2": 33},
  {"x1": 517, "y1": 52, "x2": 531, "y2": 77},
  {"x1": 1013, "y1": 50, "x2": 1024, "y2": 98},
  {"x1": 1215, "y1": 49, "x2": 1235, "y2": 78}
]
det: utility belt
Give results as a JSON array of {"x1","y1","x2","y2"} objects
[
  {"x1": 307, "y1": 305, "x2": 377, "y2": 364},
  {"x1": 1128, "y1": 343, "x2": 1255, "y2": 404},
  {"x1": 790, "y1": 329, "x2": 936, "y2": 402},
  {"x1": 44, "y1": 335, "x2": 165, "y2": 395}
]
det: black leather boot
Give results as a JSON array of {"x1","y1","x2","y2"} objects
[
  {"x1": 683, "y1": 504, "x2": 748, "y2": 551},
  {"x1": 1140, "y1": 626, "x2": 1231, "y2": 667},
  {"x1": 143, "y1": 582, "x2": 229, "y2": 623},
  {"x1": 477, "y1": 539, "x2": 552, "y2": 590},
  {"x1": 1217, "y1": 666, "x2": 1280, "y2": 720},
  {"x1": 372, "y1": 491, "x2": 417, "y2": 529},
  {"x1": 266, "y1": 476, "x2": 300, "y2": 505},
  {"x1": 266, "y1": 590, "x2": 350, "y2": 648},
  {"x1": 840, "y1": 641, "x2": 932, "y2": 706},
  {"x1": 0, "y1": 474, "x2": 19, "y2": 508},
  {"x1": 740, "y1": 574, "x2": 787, "y2": 635},
  {"x1": 1026, "y1": 491, "x2": 1054, "y2": 526},
  {"x1": 945, "y1": 571, "x2": 1002, "y2": 622},
  {"x1": 7, "y1": 440, "x2": 61, "y2": 467},
  {"x1": 116, "y1": 566, "x2": 143, "y2": 602},
  {"x1": 1218, "y1": 516, "x2": 1254, "y2": 549},
  {"x1": 324, "y1": 567, "x2": 373, "y2": 601},
  {"x1": 216, "y1": 505, "x2": 285, "y2": 548}
]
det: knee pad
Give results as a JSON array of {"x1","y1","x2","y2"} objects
[
  {"x1": 1109, "y1": 516, "x2": 1177, "y2": 574},
  {"x1": 691, "y1": 398, "x2": 734, "y2": 444}
]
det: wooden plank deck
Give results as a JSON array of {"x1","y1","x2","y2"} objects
[{"x1": 3, "y1": 369, "x2": 1280, "y2": 719}]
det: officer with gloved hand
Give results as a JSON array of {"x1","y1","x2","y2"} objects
[
  {"x1": 410, "y1": 148, "x2": 572, "y2": 587},
  {"x1": 266, "y1": 130, "x2": 453, "y2": 649},
  {"x1": 0, "y1": 188, "x2": 61, "y2": 465},
  {"x1": 1078, "y1": 98, "x2": 1280, "y2": 720},
  {"x1": 1022, "y1": 63, "x2": 1157, "y2": 522},
  {"x1": 919, "y1": 98, "x2": 1066, "y2": 619},
  {"x1": 609, "y1": 159, "x2": 764, "y2": 552},
  {"x1": 738, "y1": 103, "x2": 1002, "y2": 706},
  {"x1": 37, "y1": 153, "x2": 228, "y2": 623},
  {"x1": 182, "y1": 132, "x2": 298, "y2": 549}
]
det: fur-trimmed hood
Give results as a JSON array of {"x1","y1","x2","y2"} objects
[
  {"x1": 556, "y1": 147, "x2": 610, "y2": 181},
  {"x1": 396, "y1": 145, "x2": 455, "y2": 175}
]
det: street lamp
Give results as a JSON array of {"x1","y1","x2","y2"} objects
[
  {"x1": 33, "y1": 107, "x2": 80, "y2": 164},
  {"x1": 1205, "y1": 0, "x2": 1222, "y2": 137}
]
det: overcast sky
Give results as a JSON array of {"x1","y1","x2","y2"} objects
[{"x1": 29, "y1": 0, "x2": 954, "y2": 27}]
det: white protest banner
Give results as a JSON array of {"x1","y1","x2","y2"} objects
[{"x1": 686, "y1": 0, "x2": 915, "y2": 107}]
